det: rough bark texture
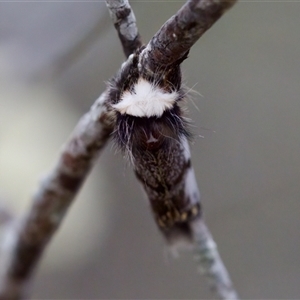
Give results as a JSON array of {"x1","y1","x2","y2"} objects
[
  {"x1": 0, "y1": 0, "x2": 238, "y2": 299},
  {"x1": 0, "y1": 93, "x2": 114, "y2": 300},
  {"x1": 140, "y1": 0, "x2": 237, "y2": 73},
  {"x1": 106, "y1": 0, "x2": 142, "y2": 57}
]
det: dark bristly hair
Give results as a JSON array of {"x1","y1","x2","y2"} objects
[{"x1": 108, "y1": 47, "x2": 201, "y2": 243}]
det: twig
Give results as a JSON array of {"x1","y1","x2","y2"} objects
[
  {"x1": 108, "y1": 0, "x2": 239, "y2": 298},
  {"x1": 140, "y1": 0, "x2": 237, "y2": 72},
  {"x1": 192, "y1": 219, "x2": 239, "y2": 299},
  {"x1": 0, "y1": 1, "x2": 239, "y2": 299},
  {"x1": 106, "y1": 0, "x2": 142, "y2": 57},
  {"x1": 0, "y1": 92, "x2": 114, "y2": 300},
  {"x1": 0, "y1": 1, "x2": 140, "y2": 297}
]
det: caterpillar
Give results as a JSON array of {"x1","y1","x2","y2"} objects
[{"x1": 108, "y1": 47, "x2": 201, "y2": 244}]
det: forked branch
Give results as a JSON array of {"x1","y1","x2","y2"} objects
[{"x1": 0, "y1": 1, "x2": 238, "y2": 299}]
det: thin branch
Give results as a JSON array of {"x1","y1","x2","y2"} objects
[
  {"x1": 0, "y1": 92, "x2": 114, "y2": 300},
  {"x1": 140, "y1": 0, "x2": 237, "y2": 72},
  {"x1": 108, "y1": 0, "x2": 239, "y2": 298},
  {"x1": 106, "y1": 0, "x2": 142, "y2": 57},
  {"x1": 0, "y1": 1, "x2": 239, "y2": 299},
  {"x1": 0, "y1": 1, "x2": 142, "y2": 297},
  {"x1": 192, "y1": 219, "x2": 238, "y2": 299}
]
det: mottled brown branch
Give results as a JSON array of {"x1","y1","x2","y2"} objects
[
  {"x1": 106, "y1": 0, "x2": 142, "y2": 57},
  {"x1": 0, "y1": 0, "x2": 238, "y2": 299},
  {"x1": 135, "y1": 0, "x2": 239, "y2": 297},
  {"x1": 140, "y1": 0, "x2": 237, "y2": 73},
  {"x1": 0, "y1": 92, "x2": 114, "y2": 300}
]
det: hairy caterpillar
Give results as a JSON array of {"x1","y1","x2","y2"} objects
[{"x1": 108, "y1": 47, "x2": 201, "y2": 243}]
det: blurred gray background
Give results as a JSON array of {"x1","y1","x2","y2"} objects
[{"x1": 0, "y1": 1, "x2": 300, "y2": 299}]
